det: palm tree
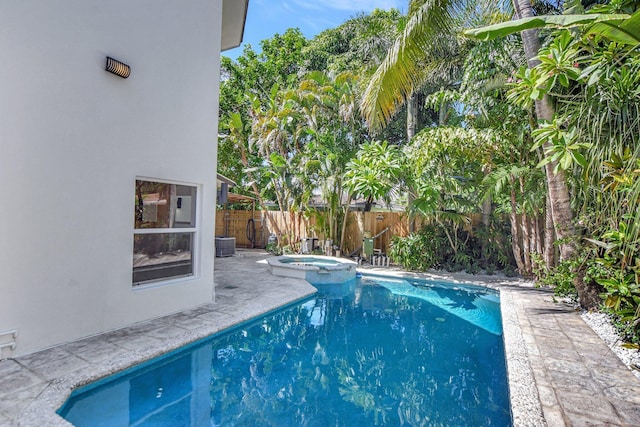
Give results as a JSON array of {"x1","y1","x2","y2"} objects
[
  {"x1": 512, "y1": 0, "x2": 578, "y2": 262},
  {"x1": 361, "y1": 0, "x2": 487, "y2": 234},
  {"x1": 360, "y1": 0, "x2": 483, "y2": 132},
  {"x1": 467, "y1": 0, "x2": 640, "y2": 305},
  {"x1": 361, "y1": 0, "x2": 580, "y2": 267}
]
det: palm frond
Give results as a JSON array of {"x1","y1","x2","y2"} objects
[{"x1": 361, "y1": 0, "x2": 512, "y2": 133}]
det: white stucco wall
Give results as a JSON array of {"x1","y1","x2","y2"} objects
[{"x1": 0, "y1": 0, "x2": 223, "y2": 357}]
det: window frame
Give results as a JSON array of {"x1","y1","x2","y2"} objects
[{"x1": 132, "y1": 178, "x2": 200, "y2": 288}]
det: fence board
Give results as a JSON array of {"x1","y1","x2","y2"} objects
[
  {"x1": 217, "y1": 209, "x2": 420, "y2": 254},
  {"x1": 215, "y1": 210, "x2": 266, "y2": 248}
]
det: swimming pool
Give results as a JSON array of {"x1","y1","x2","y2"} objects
[{"x1": 59, "y1": 275, "x2": 511, "y2": 426}]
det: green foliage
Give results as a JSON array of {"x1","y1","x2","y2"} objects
[
  {"x1": 406, "y1": 127, "x2": 502, "y2": 212},
  {"x1": 265, "y1": 241, "x2": 282, "y2": 255},
  {"x1": 598, "y1": 271, "x2": 639, "y2": 313},
  {"x1": 389, "y1": 223, "x2": 513, "y2": 274},
  {"x1": 534, "y1": 215, "x2": 640, "y2": 342},
  {"x1": 546, "y1": 22, "x2": 640, "y2": 331},
  {"x1": 344, "y1": 141, "x2": 402, "y2": 211},
  {"x1": 531, "y1": 253, "x2": 579, "y2": 299},
  {"x1": 586, "y1": 9, "x2": 640, "y2": 45},
  {"x1": 536, "y1": 30, "x2": 582, "y2": 89},
  {"x1": 600, "y1": 149, "x2": 640, "y2": 193},
  {"x1": 218, "y1": 29, "x2": 311, "y2": 198},
  {"x1": 302, "y1": 9, "x2": 404, "y2": 74},
  {"x1": 506, "y1": 66, "x2": 547, "y2": 109},
  {"x1": 586, "y1": 224, "x2": 640, "y2": 342},
  {"x1": 457, "y1": 36, "x2": 525, "y2": 130},
  {"x1": 219, "y1": 4, "x2": 640, "y2": 344},
  {"x1": 360, "y1": 0, "x2": 489, "y2": 132},
  {"x1": 388, "y1": 228, "x2": 446, "y2": 272},
  {"x1": 531, "y1": 119, "x2": 590, "y2": 172},
  {"x1": 464, "y1": 12, "x2": 634, "y2": 44}
]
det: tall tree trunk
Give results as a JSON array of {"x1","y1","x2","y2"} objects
[
  {"x1": 514, "y1": 0, "x2": 599, "y2": 306},
  {"x1": 438, "y1": 99, "x2": 448, "y2": 126},
  {"x1": 521, "y1": 212, "x2": 531, "y2": 275},
  {"x1": 334, "y1": 206, "x2": 339, "y2": 243},
  {"x1": 407, "y1": 95, "x2": 417, "y2": 233},
  {"x1": 240, "y1": 146, "x2": 283, "y2": 245},
  {"x1": 407, "y1": 95, "x2": 417, "y2": 141},
  {"x1": 544, "y1": 193, "x2": 555, "y2": 268},
  {"x1": 543, "y1": 161, "x2": 577, "y2": 261},
  {"x1": 481, "y1": 194, "x2": 492, "y2": 265},
  {"x1": 481, "y1": 165, "x2": 492, "y2": 265},
  {"x1": 534, "y1": 213, "x2": 543, "y2": 255},
  {"x1": 272, "y1": 181, "x2": 290, "y2": 245},
  {"x1": 530, "y1": 215, "x2": 538, "y2": 257},
  {"x1": 509, "y1": 185, "x2": 525, "y2": 274},
  {"x1": 340, "y1": 197, "x2": 353, "y2": 253},
  {"x1": 513, "y1": 0, "x2": 577, "y2": 261},
  {"x1": 481, "y1": 195, "x2": 492, "y2": 229},
  {"x1": 518, "y1": 177, "x2": 531, "y2": 275}
]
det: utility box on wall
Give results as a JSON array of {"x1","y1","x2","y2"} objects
[
  {"x1": 175, "y1": 196, "x2": 192, "y2": 223},
  {"x1": 215, "y1": 237, "x2": 235, "y2": 257},
  {"x1": 363, "y1": 238, "x2": 374, "y2": 258}
]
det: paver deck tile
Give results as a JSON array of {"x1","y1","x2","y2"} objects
[{"x1": 508, "y1": 283, "x2": 640, "y2": 426}]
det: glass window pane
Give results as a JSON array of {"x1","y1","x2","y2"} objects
[
  {"x1": 133, "y1": 232, "x2": 193, "y2": 285},
  {"x1": 135, "y1": 181, "x2": 196, "y2": 229}
]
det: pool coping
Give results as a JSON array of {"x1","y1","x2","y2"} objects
[
  {"x1": 3, "y1": 250, "x2": 640, "y2": 426},
  {"x1": 266, "y1": 254, "x2": 357, "y2": 283}
]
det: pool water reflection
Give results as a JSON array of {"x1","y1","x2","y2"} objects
[{"x1": 59, "y1": 276, "x2": 511, "y2": 426}]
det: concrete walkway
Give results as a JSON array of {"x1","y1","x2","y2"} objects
[
  {"x1": 1, "y1": 249, "x2": 639, "y2": 426},
  {"x1": 503, "y1": 284, "x2": 640, "y2": 426}
]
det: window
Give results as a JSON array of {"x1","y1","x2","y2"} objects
[{"x1": 133, "y1": 180, "x2": 197, "y2": 286}]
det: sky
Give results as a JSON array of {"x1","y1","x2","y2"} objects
[{"x1": 223, "y1": 0, "x2": 406, "y2": 60}]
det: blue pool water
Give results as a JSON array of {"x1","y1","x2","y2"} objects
[{"x1": 59, "y1": 276, "x2": 511, "y2": 426}]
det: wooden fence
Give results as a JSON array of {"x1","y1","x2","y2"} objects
[
  {"x1": 341, "y1": 211, "x2": 412, "y2": 255},
  {"x1": 215, "y1": 209, "x2": 418, "y2": 255}
]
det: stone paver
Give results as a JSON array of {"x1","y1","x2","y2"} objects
[
  {"x1": 503, "y1": 284, "x2": 640, "y2": 426},
  {"x1": 0, "y1": 249, "x2": 639, "y2": 426}
]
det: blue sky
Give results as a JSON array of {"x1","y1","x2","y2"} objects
[{"x1": 224, "y1": 0, "x2": 406, "y2": 59}]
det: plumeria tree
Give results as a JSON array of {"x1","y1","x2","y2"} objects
[{"x1": 344, "y1": 140, "x2": 403, "y2": 212}]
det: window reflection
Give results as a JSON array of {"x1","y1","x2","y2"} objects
[
  {"x1": 61, "y1": 346, "x2": 212, "y2": 426},
  {"x1": 135, "y1": 181, "x2": 196, "y2": 229},
  {"x1": 133, "y1": 233, "x2": 193, "y2": 285}
]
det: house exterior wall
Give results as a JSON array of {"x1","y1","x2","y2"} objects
[{"x1": 0, "y1": 0, "x2": 223, "y2": 357}]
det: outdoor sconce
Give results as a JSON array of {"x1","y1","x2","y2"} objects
[{"x1": 105, "y1": 56, "x2": 131, "y2": 78}]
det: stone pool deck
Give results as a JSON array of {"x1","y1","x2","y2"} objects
[{"x1": 1, "y1": 249, "x2": 640, "y2": 426}]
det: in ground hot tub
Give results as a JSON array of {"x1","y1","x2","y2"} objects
[{"x1": 266, "y1": 255, "x2": 357, "y2": 285}]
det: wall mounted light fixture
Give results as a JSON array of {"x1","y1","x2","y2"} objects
[{"x1": 105, "y1": 56, "x2": 131, "y2": 79}]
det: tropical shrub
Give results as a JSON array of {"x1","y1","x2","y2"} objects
[
  {"x1": 388, "y1": 228, "x2": 444, "y2": 272},
  {"x1": 389, "y1": 223, "x2": 514, "y2": 274},
  {"x1": 532, "y1": 252, "x2": 579, "y2": 299},
  {"x1": 586, "y1": 221, "x2": 640, "y2": 343}
]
